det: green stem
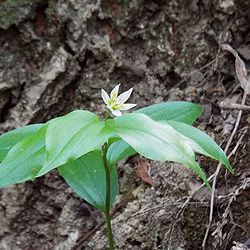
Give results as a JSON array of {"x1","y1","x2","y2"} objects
[{"x1": 102, "y1": 143, "x2": 115, "y2": 250}]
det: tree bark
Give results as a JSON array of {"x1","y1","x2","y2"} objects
[{"x1": 0, "y1": 0, "x2": 249, "y2": 249}]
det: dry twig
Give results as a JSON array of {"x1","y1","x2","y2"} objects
[
  {"x1": 202, "y1": 43, "x2": 250, "y2": 249},
  {"x1": 212, "y1": 177, "x2": 250, "y2": 247},
  {"x1": 219, "y1": 102, "x2": 250, "y2": 111},
  {"x1": 202, "y1": 91, "x2": 247, "y2": 249}
]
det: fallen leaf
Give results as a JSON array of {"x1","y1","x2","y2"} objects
[
  {"x1": 246, "y1": 116, "x2": 250, "y2": 125},
  {"x1": 237, "y1": 46, "x2": 250, "y2": 61},
  {"x1": 135, "y1": 159, "x2": 155, "y2": 186},
  {"x1": 221, "y1": 44, "x2": 250, "y2": 94}
]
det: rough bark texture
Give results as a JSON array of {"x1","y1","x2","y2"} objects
[{"x1": 0, "y1": 0, "x2": 249, "y2": 249}]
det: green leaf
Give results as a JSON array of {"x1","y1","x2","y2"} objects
[
  {"x1": 164, "y1": 120, "x2": 232, "y2": 172},
  {"x1": 0, "y1": 124, "x2": 44, "y2": 161},
  {"x1": 114, "y1": 113, "x2": 210, "y2": 187},
  {"x1": 107, "y1": 140, "x2": 136, "y2": 165},
  {"x1": 107, "y1": 101, "x2": 203, "y2": 165},
  {"x1": 136, "y1": 101, "x2": 203, "y2": 125},
  {"x1": 0, "y1": 126, "x2": 47, "y2": 188},
  {"x1": 37, "y1": 111, "x2": 113, "y2": 176},
  {"x1": 59, "y1": 150, "x2": 118, "y2": 212}
]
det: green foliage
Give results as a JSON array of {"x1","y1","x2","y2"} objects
[
  {"x1": 164, "y1": 120, "x2": 232, "y2": 173},
  {"x1": 0, "y1": 101, "x2": 231, "y2": 201},
  {"x1": 114, "y1": 113, "x2": 210, "y2": 187},
  {"x1": 107, "y1": 101, "x2": 202, "y2": 165},
  {"x1": 59, "y1": 151, "x2": 118, "y2": 212},
  {"x1": 0, "y1": 126, "x2": 47, "y2": 188},
  {"x1": 37, "y1": 111, "x2": 113, "y2": 177},
  {"x1": 0, "y1": 124, "x2": 43, "y2": 161},
  {"x1": 107, "y1": 140, "x2": 136, "y2": 165},
  {"x1": 136, "y1": 101, "x2": 202, "y2": 125}
]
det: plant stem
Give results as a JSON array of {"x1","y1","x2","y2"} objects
[
  {"x1": 105, "y1": 212, "x2": 114, "y2": 250},
  {"x1": 102, "y1": 143, "x2": 115, "y2": 250}
]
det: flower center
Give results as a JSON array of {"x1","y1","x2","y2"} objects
[{"x1": 108, "y1": 98, "x2": 124, "y2": 110}]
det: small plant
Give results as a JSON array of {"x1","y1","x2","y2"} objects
[{"x1": 0, "y1": 84, "x2": 232, "y2": 249}]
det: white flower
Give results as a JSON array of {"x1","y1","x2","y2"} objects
[{"x1": 101, "y1": 84, "x2": 137, "y2": 116}]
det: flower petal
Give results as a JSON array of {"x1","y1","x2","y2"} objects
[
  {"x1": 110, "y1": 84, "x2": 120, "y2": 99},
  {"x1": 117, "y1": 87, "x2": 133, "y2": 103},
  {"x1": 120, "y1": 103, "x2": 137, "y2": 110},
  {"x1": 111, "y1": 109, "x2": 122, "y2": 116},
  {"x1": 101, "y1": 89, "x2": 110, "y2": 105}
]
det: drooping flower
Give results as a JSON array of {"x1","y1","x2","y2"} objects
[{"x1": 101, "y1": 84, "x2": 137, "y2": 116}]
